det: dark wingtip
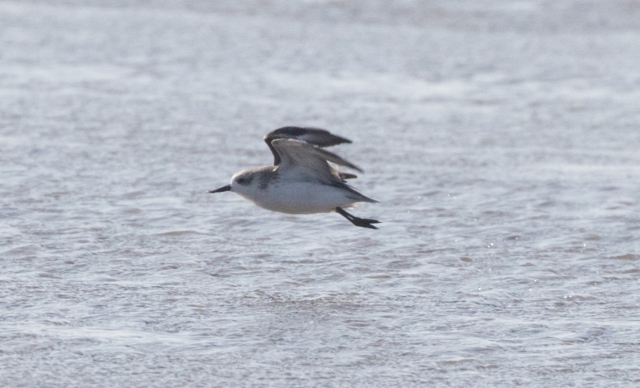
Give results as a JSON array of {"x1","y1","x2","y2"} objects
[
  {"x1": 339, "y1": 172, "x2": 358, "y2": 181},
  {"x1": 266, "y1": 127, "x2": 352, "y2": 148},
  {"x1": 209, "y1": 185, "x2": 231, "y2": 193}
]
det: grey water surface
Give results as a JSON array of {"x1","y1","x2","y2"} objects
[{"x1": 1, "y1": 0, "x2": 640, "y2": 386}]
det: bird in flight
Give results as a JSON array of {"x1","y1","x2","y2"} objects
[{"x1": 209, "y1": 127, "x2": 380, "y2": 229}]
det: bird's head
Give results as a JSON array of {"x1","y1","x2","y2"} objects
[
  {"x1": 209, "y1": 168, "x2": 264, "y2": 201},
  {"x1": 229, "y1": 170, "x2": 257, "y2": 197}
]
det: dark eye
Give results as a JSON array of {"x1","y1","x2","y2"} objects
[{"x1": 237, "y1": 176, "x2": 252, "y2": 185}]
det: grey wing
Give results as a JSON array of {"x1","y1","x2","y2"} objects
[
  {"x1": 264, "y1": 127, "x2": 353, "y2": 166},
  {"x1": 272, "y1": 139, "x2": 376, "y2": 203},
  {"x1": 271, "y1": 139, "x2": 362, "y2": 184}
]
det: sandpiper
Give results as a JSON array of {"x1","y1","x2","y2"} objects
[{"x1": 209, "y1": 127, "x2": 380, "y2": 229}]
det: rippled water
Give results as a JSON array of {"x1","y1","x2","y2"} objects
[{"x1": 2, "y1": 0, "x2": 640, "y2": 386}]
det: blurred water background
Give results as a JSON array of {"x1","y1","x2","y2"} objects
[{"x1": 1, "y1": 0, "x2": 640, "y2": 386}]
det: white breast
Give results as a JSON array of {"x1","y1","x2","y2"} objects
[{"x1": 244, "y1": 181, "x2": 357, "y2": 214}]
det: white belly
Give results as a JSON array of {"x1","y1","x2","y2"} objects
[{"x1": 246, "y1": 181, "x2": 356, "y2": 214}]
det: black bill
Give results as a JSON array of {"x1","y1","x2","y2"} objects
[{"x1": 208, "y1": 185, "x2": 231, "y2": 193}]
